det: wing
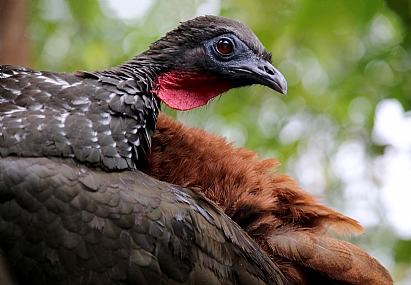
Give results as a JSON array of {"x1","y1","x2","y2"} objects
[
  {"x1": 0, "y1": 156, "x2": 291, "y2": 285},
  {"x1": 0, "y1": 65, "x2": 157, "y2": 170}
]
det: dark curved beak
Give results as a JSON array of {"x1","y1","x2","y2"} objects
[
  {"x1": 254, "y1": 59, "x2": 287, "y2": 94},
  {"x1": 232, "y1": 58, "x2": 287, "y2": 95}
]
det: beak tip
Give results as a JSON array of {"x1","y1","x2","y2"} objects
[
  {"x1": 266, "y1": 65, "x2": 287, "y2": 95},
  {"x1": 276, "y1": 85, "x2": 287, "y2": 95},
  {"x1": 273, "y1": 75, "x2": 287, "y2": 95},
  {"x1": 281, "y1": 86, "x2": 287, "y2": 95}
]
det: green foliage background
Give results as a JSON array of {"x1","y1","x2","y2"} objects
[{"x1": 27, "y1": 0, "x2": 411, "y2": 282}]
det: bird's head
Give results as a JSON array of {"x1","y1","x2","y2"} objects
[{"x1": 133, "y1": 15, "x2": 287, "y2": 110}]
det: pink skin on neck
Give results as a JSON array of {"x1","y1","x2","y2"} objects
[{"x1": 153, "y1": 70, "x2": 235, "y2": 111}]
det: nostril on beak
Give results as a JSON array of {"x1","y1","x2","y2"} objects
[
  {"x1": 254, "y1": 59, "x2": 287, "y2": 94},
  {"x1": 259, "y1": 63, "x2": 276, "y2": 76},
  {"x1": 264, "y1": 65, "x2": 275, "y2": 75}
]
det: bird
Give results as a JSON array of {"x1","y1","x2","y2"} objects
[
  {"x1": 0, "y1": 15, "x2": 291, "y2": 285},
  {"x1": 0, "y1": 14, "x2": 393, "y2": 285},
  {"x1": 137, "y1": 113, "x2": 394, "y2": 285}
]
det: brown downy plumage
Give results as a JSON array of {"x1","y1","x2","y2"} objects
[{"x1": 137, "y1": 113, "x2": 393, "y2": 285}]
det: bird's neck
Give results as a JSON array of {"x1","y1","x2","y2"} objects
[
  {"x1": 115, "y1": 57, "x2": 236, "y2": 111},
  {"x1": 87, "y1": 55, "x2": 236, "y2": 112},
  {"x1": 152, "y1": 70, "x2": 235, "y2": 111}
]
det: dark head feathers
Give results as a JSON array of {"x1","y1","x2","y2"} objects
[{"x1": 145, "y1": 15, "x2": 272, "y2": 62}]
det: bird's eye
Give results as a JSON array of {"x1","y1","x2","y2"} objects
[{"x1": 216, "y1": 38, "x2": 233, "y2": 55}]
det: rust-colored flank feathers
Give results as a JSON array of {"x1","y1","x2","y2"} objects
[{"x1": 138, "y1": 114, "x2": 393, "y2": 285}]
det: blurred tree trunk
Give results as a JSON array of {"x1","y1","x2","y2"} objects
[
  {"x1": 0, "y1": 0, "x2": 30, "y2": 66},
  {"x1": 0, "y1": 1, "x2": 27, "y2": 283}
]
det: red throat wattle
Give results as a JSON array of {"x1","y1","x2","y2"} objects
[{"x1": 152, "y1": 70, "x2": 235, "y2": 111}]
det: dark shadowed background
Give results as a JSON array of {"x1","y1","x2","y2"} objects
[{"x1": 1, "y1": 0, "x2": 410, "y2": 283}]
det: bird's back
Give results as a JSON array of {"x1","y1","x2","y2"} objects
[{"x1": 0, "y1": 65, "x2": 156, "y2": 170}]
